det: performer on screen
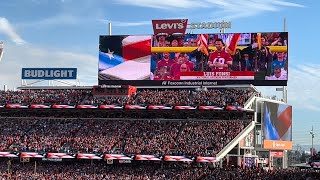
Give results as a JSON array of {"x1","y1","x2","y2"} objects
[
  {"x1": 189, "y1": 36, "x2": 214, "y2": 72},
  {"x1": 252, "y1": 34, "x2": 272, "y2": 76},
  {"x1": 207, "y1": 38, "x2": 233, "y2": 71}
]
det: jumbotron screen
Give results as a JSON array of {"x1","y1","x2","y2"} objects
[
  {"x1": 263, "y1": 102, "x2": 292, "y2": 150},
  {"x1": 98, "y1": 32, "x2": 288, "y2": 86}
]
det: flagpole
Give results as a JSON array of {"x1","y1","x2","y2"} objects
[{"x1": 109, "y1": 22, "x2": 112, "y2": 36}]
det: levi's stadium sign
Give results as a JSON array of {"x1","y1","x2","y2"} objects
[
  {"x1": 189, "y1": 20, "x2": 232, "y2": 30},
  {"x1": 152, "y1": 19, "x2": 188, "y2": 35}
]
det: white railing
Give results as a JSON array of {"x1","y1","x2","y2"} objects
[{"x1": 216, "y1": 121, "x2": 255, "y2": 160}]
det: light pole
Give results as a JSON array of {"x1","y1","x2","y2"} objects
[{"x1": 310, "y1": 126, "x2": 315, "y2": 156}]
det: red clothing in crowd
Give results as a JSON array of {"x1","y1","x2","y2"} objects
[
  {"x1": 157, "y1": 59, "x2": 174, "y2": 70},
  {"x1": 154, "y1": 75, "x2": 173, "y2": 80},
  {"x1": 170, "y1": 63, "x2": 181, "y2": 77}
]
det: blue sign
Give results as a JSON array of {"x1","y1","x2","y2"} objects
[{"x1": 21, "y1": 68, "x2": 77, "y2": 80}]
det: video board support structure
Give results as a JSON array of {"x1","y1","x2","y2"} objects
[
  {"x1": 282, "y1": 17, "x2": 288, "y2": 104},
  {"x1": 282, "y1": 16, "x2": 288, "y2": 170}
]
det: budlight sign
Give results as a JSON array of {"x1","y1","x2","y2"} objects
[{"x1": 22, "y1": 68, "x2": 77, "y2": 80}]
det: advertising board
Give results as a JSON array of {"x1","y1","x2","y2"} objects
[
  {"x1": 98, "y1": 32, "x2": 288, "y2": 86},
  {"x1": 263, "y1": 102, "x2": 292, "y2": 150},
  {"x1": 22, "y1": 68, "x2": 77, "y2": 80}
]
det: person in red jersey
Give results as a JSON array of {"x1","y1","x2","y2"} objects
[
  {"x1": 173, "y1": 63, "x2": 190, "y2": 80},
  {"x1": 170, "y1": 53, "x2": 185, "y2": 77},
  {"x1": 208, "y1": 38, "x2": 233, "y2": 71},
  {"x1": 154, "y1": 66, "x2": 172, "y2": 80},
  {"x1": 157, "y1": 52, "x2": 174, "y2": 71}
]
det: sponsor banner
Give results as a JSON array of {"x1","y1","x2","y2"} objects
[
  {"x1": 189, "y1": 21, "x2": 231, "y2": 30},
  {"x1": 0, "y1": 152, "x2": 18, "y2": 158},
  {"x1": 135, "y1": 155, "x2": 161, "y2": 161},
  {"x1": 198, "y1": 106, "x2": 223, "y2": 110},
  {"x1": 164, "y1": 156, "x2": 192, "y2": 162},
  {"x1": 47, "y1": 153, "x2": 75, "y2": 159},
  {"x1": 105, "y1": 154, "x2": 132, "y2": 160},
  {"x1": 99, "y1": 105, "x2": 123, "y2": 109},
  {"x1": 148, "y1": 105, "x2": 172, "y2": 110},
  {"x1": 6, "y1": 104, "x2": 28, "y2": 108},
  {"x1": 179, "y1": 71, "x2": 254, "y2": 80},
  {"x1": 21, "y1": 68, "x2": 77, "y2": 80},
  {"x1": 42, "y1": 158, "x2": 62, "y2": 162},
  {"x1": 196, "y1": 157, "x2": 220, "y2": 163},
  {"x1": 174, "y1": 106, "x2": 196, "y2": 110},
  {"x1": 30, "y1": 104, "x2": 50, "y2": 109},
  {"x1": 77, "y1": 154, "x2": 102, "y2": 160},
  {"x1": 119, "y1": 159, "x2": 132, "y2": 164},
  {"x1": 152, "y1": 19, "x2": 188, "y2": 35},
  {"x1": 270, "y1": 151, "x2": 284, "y2": 158},
  {"x1": 76, "y1": 105, "x2": 98, "y2": 109},
  {"x1": 225, "y1": 106, "x2": 245, "y2": 111},
  {"x1": 51, "y1": 105, "x2": 75, "y2": 109},
  {"x1": 263, "y1": 140, "x2": 292, "y2": 150},
  {"x1": 20, "y1": 152, "x2": 44, "y2": 158},
  {"x1": 125, "y1": 105, "x2": 146, "y2": 109},
  {"x1": 98, "y1": 80, "x2": 287, "y2": 86}
]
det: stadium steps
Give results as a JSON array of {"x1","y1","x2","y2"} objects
[{"x1": 216, "y1": 120, "x2": 255, "y2": 160}]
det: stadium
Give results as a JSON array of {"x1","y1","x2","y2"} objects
[{"x1": 0, "y1": 17, "x2": 319, "y2": 179}]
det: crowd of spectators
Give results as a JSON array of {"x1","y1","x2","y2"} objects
[
  {"x1": 0, "y1": 89, "x2": 90, "y2": 105},
  {"x1": 0, "y1": 162, "x2": 319, "y2": 180},
  {"x1": 0, "y1": 88, "x2": 255, "y2": 107},
  {"x1": 0, "y1": 118, "x2": 249, "y2": 156}
]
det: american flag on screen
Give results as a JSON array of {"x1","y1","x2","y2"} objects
[
  {"x1": 98, "y1": 35, "x2": 152, "y2": 80},
  {"x1": 197, "y1": 34, "x2": 209, "y2": 56}
]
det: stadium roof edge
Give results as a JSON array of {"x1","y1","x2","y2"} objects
[
  {"x1": 16, "y1": 84, "x2": 257, "y2": 90},
  {"x1": 17, "y1": 86, "x2": 93, "y2": 90}
]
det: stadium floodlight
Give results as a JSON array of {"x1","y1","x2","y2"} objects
[
  {"x1": 0, "y1": 41, "x2": 3, "y2": 63},
  {"x1": 310, "y1": 126, "x2": 315, "y2": 156}
]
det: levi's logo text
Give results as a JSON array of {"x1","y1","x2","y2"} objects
[
  {"x1": 155, "y1": 23, "x2": 184, "y2": 30},
  {"x1": 152, "y1": 19, "x2": 188, "y2": 35}
]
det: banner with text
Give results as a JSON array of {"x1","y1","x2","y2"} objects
[{"x1": 22, "y1": 68, "x2": 77, "y2": 80}]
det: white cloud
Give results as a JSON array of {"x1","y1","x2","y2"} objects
[
  {"x1": 114, "y1": 0, "x2": 208, "y2": 9},
  {"x1": 114, "y1": 0, "x2": 304, "y2": 20},
  {"x1": 0, "y1": 17, "x2": 26, "y2": 45},
  {"x1": 0, "y1": 44, "x2": 97, "y2": 89},
  {"x1": 99, "y1": 19, "x2": 151, "y2": 27},
  {"x1": 16, "y1": 14, "x2": 84, "y2": 28}
]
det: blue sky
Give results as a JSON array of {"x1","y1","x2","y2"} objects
[{"x1": 0, "y1": 0, "x2": 319, "y2": 148}]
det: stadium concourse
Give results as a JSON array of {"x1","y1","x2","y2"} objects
[{"x1": 0, "y1": 87, "x2": 311, "y2": 179}]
